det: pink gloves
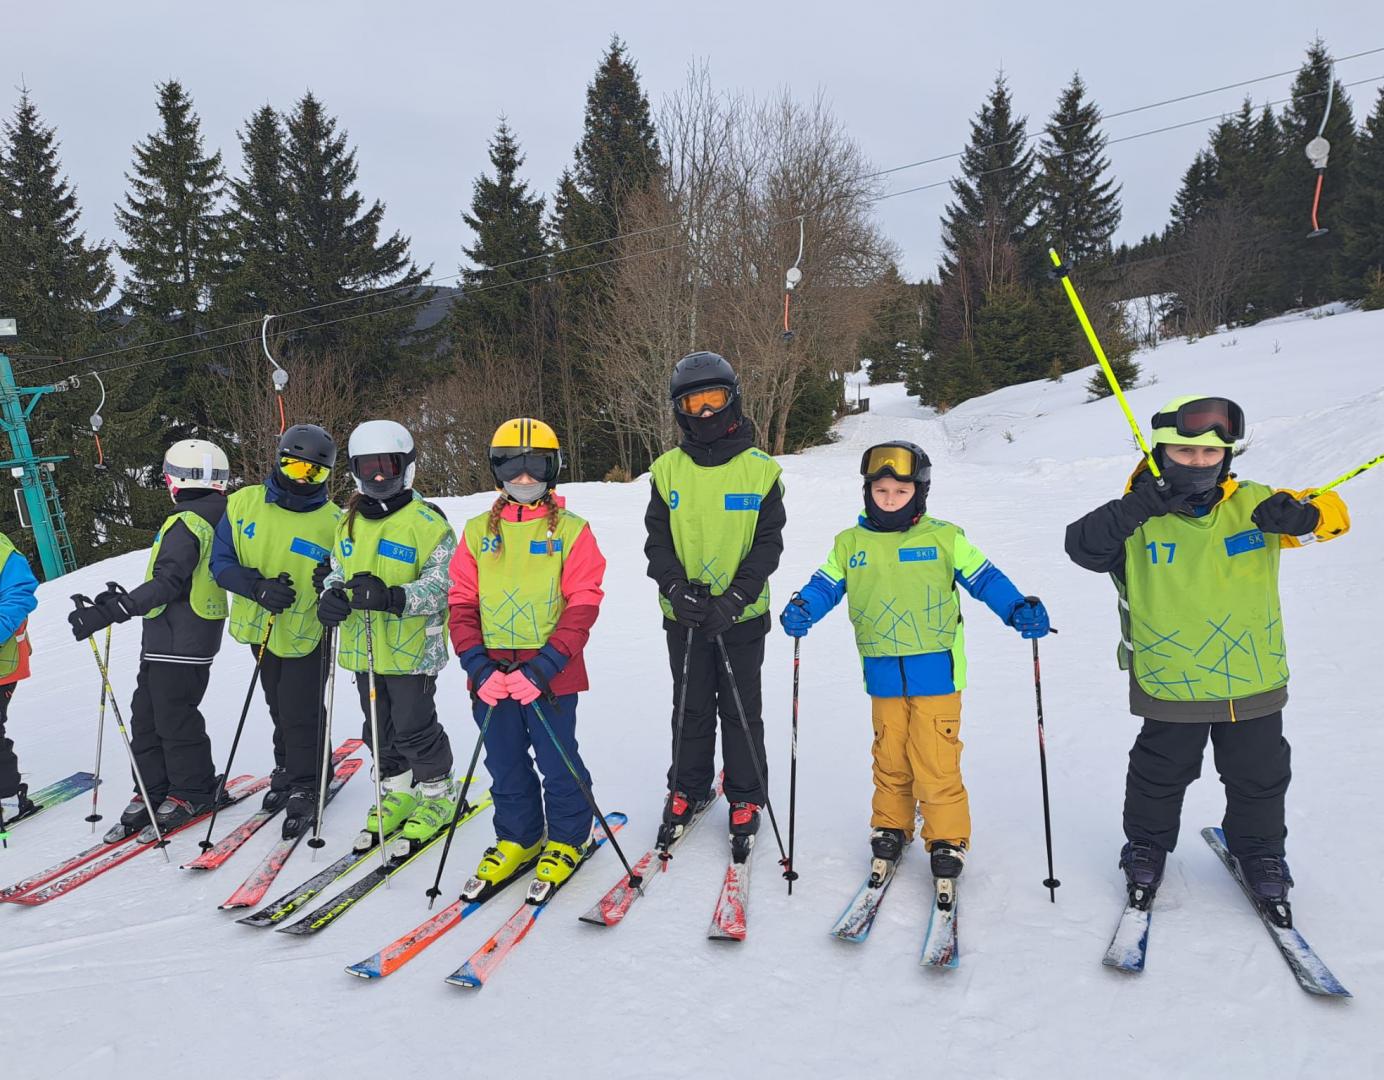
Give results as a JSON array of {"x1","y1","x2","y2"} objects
[
  {"x1": 505, "y1": 669, "x2": 543, "y2": 705},
  {"x1": 477, "y1": 670, "x2": 510, "y2": 706}
]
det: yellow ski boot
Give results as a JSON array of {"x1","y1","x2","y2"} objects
[
  {"x1": 532, "y1": 838, "x2": 591, "y2": 893},
  {"x1": 461, "y1": 838, "x2": 544, "y2": 900}
]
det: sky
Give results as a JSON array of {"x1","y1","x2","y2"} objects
[{"x1": 8, "y1": 0, "x2": 1384, "y2": 289}]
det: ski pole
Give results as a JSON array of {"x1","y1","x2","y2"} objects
[
  {"x1": 307, "y1": 626, "x2": 337, "y2": 854},
  {"x1": 71, "y1": 595, "x2": 168, "y2": 858},
  {"x1": 1028, "y1": 620, "x2": 1061, "y2": 903},
  {"x1": 528, "y1": 698, "x2": 642, "y2": 892},
  {"x1": 785, "y1": 634, "x2": 801, "y2": 895},
  {"x1": 1048, "y1": 248, "x2": 1163, "y2": 483},
  {"x1": 199, "y1": 601, "x2": 281, "y2": 851},
  {"x1": 659, "y1": 625, "x2": 695, "y2": 861},
  {"x1": 714, "y1": 635, "x2": 792, "y2": 876},
  {"x1": 1306, "y1": 452, "x2": 1384, "y2": 499},
  {"x1": 362, "y1": 606, "x2": 390, "y2": 880},
  {"x1": 424, "y1": 701, "x2": 494, "y2": 908},
  {"x1": 84, "y1": 623, "x2": 112, "y2": 830}
]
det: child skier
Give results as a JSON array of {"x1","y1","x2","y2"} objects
[
  {"x1": 0, "y1": 531, "x2": 39, "y2": 818},
  {"x1": 1064, "y1": 395, "x2": 1349, "y2": 925},
  {"x1": 645, "y1": 351, "x2": 785, "y2": 857},
  {"x1": 449, "y1": 418, "x2": 607, "y2": 896},
  {"x1": 67, "y1": 439, "x2": 232, "y2": 837},
  {"x1": 316, "y1": 420, "x2": 457, "y2": 852},
  {"x1": 212, "y1": 424, "x2": 341, "y2": 839},
  {"x1": 779, "y1": 441, "x2": 1048, "y2": 889}
]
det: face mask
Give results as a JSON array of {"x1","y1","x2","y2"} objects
[
  {"x1": 504, "y1": 479, "x2": 548, "y2": 504},
  {"x1": 1162, "y1": 460, "x2": 1223, "y2": 498},
  {"x1": 863, "y1": 486, "x2": 924, "y2": 532}
]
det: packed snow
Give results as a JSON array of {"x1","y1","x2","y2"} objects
[{"x1": 3, "y1": 305, "x2": 1381, "y2": 1078}]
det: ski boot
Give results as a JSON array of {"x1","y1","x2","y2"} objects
[
  {"x1": 143, "y1": 795, "x2": 213, "y2": 842},
  {"x1": 261, "y1": 767, "x2": 290, "y2": 813},
  {"x1": 280, "y1": 789, "x2": 317, "y2": 841},
  {"x1": 869, "y1": 827, "x2": 908, "y2": 888},
  {"x1": 11, "y1": 782, "x2": 36, "y2": 819},
  {"x1": 1235, "y1": 852, "x2": 1294, "y2": 928},
  {"x1": 401, "y1": 777, "x2": 458, "y2": 844},
  {"x1": 105, "y1": 794, "x2": 153, "y2": 842},
  {"x1": 657, "y1": 789, "x2": 713, "y2": 851},
  {"x1": 929, "y1": 840, "x2": 966, "y2": 910},
  {"x1": 354, "y1": 770, "x2": 416, "y2": 852},
  {"x1": 529, "y1": 836, "x2": 592, "y2": 901},
  {"x1": 1119, "y1": 840, "x2": 1166, "y2": 911},
  {"x1": 462, "y1": 837, "x2": 544, "y2": 900},
  {"x1": 728, "y1": 801, "x2": 761, "y2": 863}
]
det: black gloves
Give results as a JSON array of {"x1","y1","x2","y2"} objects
[
  {"x1": 346, "y1": 572, "x2": 406, "y2": 615},
  {"x1": 311, "y1": 559, "x2": 333, "y2": 595},
  {"x1": 1251, "y1": 492, "x2": 1321, "y2": 535},
  {"x1": 1121, "y1": 471, "x2": 1192, "y2": 524},
  {"x1": 93, "y1": 582, "x2": 136, "y2": 623},
  {"x1": 699, "y1": 585, "x2": 752, "y2": 639},
  {"x1": 664, "y1": 579, "x2": 711, "y2": 626},
  {"x1": 252, "y1": 573, "x2": 296, "y2": 615},
  {"x1": 69, "y1": 602, "x2": 116, "y2": 641},
  {"x1": 317, "y1": 586, "x2": 352, "y2": 628}
]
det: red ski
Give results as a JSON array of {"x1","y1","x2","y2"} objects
[{"x1": 707, "y1": 847, "x2": 754, "y2": 941}]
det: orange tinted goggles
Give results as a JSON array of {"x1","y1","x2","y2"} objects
[
  {"x1": 675, "y1": 386, "x2": 733, "y2": 416},
  {"x1": 279, "y1": 455, "x2": 331, "y2": 484}
]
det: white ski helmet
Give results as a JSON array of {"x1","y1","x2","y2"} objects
[
  {"x1": 347, "y1": 419, "x2": 416, "y2": 499},
  {"x1": 163, "y1": 439, "x2": 230, "y2": 494}
]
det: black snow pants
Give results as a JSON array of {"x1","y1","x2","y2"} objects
[
  {"x1": 0, "y1": 683, "x2": 19, "y2": 798},
  {"x1": 1123, "y1": 711, "x2": 1291, "y2": 859},
  {"x1": 255, "y1": 640, "x2": 327, "y2": 792},
  {"x1": 665, "y1": 620, "x2": 768, "y2": 806},
  {"x1": 354, "y1": 673, "x2": 453, "y2": 784},
  {"x1": 129, "y1": 660, "x2": 218, "y2": 807}
]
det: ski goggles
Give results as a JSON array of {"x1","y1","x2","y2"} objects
[
  {"x1": 352, "y1": 453, "x2": 405, "y2": 483},
  {"x1": 489, "y1": 448, "x2": 562, "y2": 484},
  {"x1": 674, "y1": 385, "x2": 734, "y2": 416},
  {"x1": 861, "y1": 444, "x2": 930, "y2": 484},
  {"x1": 279, "y1": 455, "x2": 331, "y2": 484},
  {"x1": 163, "y1": 460, "x2": 230, "y2": 487},
  {"x1": 1150, "y1": 398, "x2": 1245, "y2": 444}
]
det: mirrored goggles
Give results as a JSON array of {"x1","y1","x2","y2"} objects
[
  {"x1": 352, "y1": 453, "x2": 403, "y2": 483},
  {"x1": 1150, "y1": 397, "x2": 1245, "y2": 443},
  {"x1": 489, "y1": 447, "x2": 561, "y2": 484},
  {"x1": 675, "y1": 385, "x2": 733, "y2": 416},
  {"x1": 861, "y1": 444, "x2": 930, "y2": 483},
  {"x1": 279, "y1": 455, "x2": 331, "y2": 484}
]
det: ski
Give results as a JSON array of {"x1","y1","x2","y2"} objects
[
  {"x1": 707, "y1": 839, "x2": 754, "y2": 942},
  {"x1": 445, "y1": 813, "x2": 627, "y2": 990},
  {"x1": 237, "y1": 830, "x2": 402, "y2": 928},
  {"x1": 219, "y1": 756, "x2": 365, "y2": 910},
  {"x1": 579, "y1": 781, "x2": 722, "y2": 928},
  {"x1": 1201, "y1": 827, "x2": 1350, "y2": 998},
  {"x1": 276, "y1": 794, "x2": 494, "y2": 937},
  {"x1": 919, "y1": 879, "x2": 959, "y2": 968},
  {"x1": 830, "y1": 843, "x2": 909, "y2": 943},
  {"x1": 345, "y1": 853, "x2": 541, "y2": 979},
  {"x1": 1103, "y1": 897, "x2": 1153, "y2": 974},
  {"x1": 4, "y1": 775, "x2": 268, "y2": 906},
  {"x1": 0, "y1": 772, "x2": 100, "y2": 839},
  {"x1": 183, "y1": 740, "x2": 362, "y2": 871}
]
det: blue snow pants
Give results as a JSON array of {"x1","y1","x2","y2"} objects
[{"x1": 473, "y1": 693, "x2": 593, "y2": 847}]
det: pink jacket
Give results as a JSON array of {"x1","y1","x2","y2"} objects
[{"x1": 448, "y1": 494, "x2": 605, "y2": 695}]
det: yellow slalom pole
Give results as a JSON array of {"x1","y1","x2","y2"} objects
[
  {"x1": 1307, "y1": 452, "x2": 1384, "y2": 500},
  {"x1": 1048, "y1": 248, "x2": 1162, "y2": 480}
]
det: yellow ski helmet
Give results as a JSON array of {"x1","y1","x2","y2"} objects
[
  {"x1": 1150, "y1": 395, "x2": 1245, "y2": 449},
  {"x1": 489, "y1": 418, "x2": 563, "y2": 486}
]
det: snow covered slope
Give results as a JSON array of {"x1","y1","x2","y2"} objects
[{"x1": 3, "y1": 306, "x2": 1381, "y2": 1078}]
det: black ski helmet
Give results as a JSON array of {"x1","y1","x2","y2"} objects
[
  {"x1": 669, "y1": 351, "x2": 740, "y2": 404},
  {"x1": 278, "y1": 424, "x2": 337, "y2": 469}
]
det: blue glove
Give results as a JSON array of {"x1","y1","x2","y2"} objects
[
  {"x1": 1007, "y1": 596, "x2": 1050, "y2": 639},
  {"x1": 779, "y1": 595, "x2": 813, "y2": 638}
]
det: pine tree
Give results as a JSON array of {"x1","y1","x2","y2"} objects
[
  {"x1": 1340, "y1": 88, "x2": 1384, "y2": 293},
  {"x1": 452, "y1": 119, "x2": 548, "y2": 359},
  {"x1": 1036, "y1": 73, "x2": 1121, "y2": 264},
  {"x1": 859, "y1": 266, "x2": 924, "y2": 384},
  {"x1": 1167, "y1": 151, "x2": 1222, "y2": 235},
  {"x1": 218, "y1": 104, "x2": 290, "y2": 319},
  {"x1": 941, "y1": 73, "x2": 1040, "y2": 278}
]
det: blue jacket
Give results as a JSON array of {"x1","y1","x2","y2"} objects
[
  {"x1": 211, "y1": 472, "x2": 332, "y2": 598},
  {"x1": 793, "y1": 515, "x2": 1024, "y2": 697},
  {"x1": 0, "y1": 549, "x2": 39, "y2": 643}
]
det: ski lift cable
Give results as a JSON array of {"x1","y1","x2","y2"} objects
[{"x1": 31, "y1": 49, "x2": 1379, "y2": 379}]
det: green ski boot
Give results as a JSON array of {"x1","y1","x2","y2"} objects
[
  {"x1": 400, "y1": 776, "x2": 458, "y2": 844},
  {"x1": 461, "y1": 837, "x2": 544, "y2": 900},
  {"x1": 354, "y1": 770, "x2": 417, "y2": 852}
]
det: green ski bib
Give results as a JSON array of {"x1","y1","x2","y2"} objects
[
  {"x1": 1119, "y1": 480, "x2": 1286, "y2": 701},
  {"x1": 650, "y1": 446, "x2": 782, "y2": 624},
  {"x1": 226, "y1": 485, "x2": 341, "y2": 657},
  {"x1": 463, "y1": 506, "x2": 588, "y2": 650},
  {"x1": 144, "y1": 510, "x2": 227, "y2": 622},
  {"x1": 0, "y1": 532, "x2": 23, "y2": 678},
  {"x1": 335, "y1": 498, "x2": 453, "y2": 675}
]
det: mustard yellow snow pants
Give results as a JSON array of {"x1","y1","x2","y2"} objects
[{"x1": 869, "y1": 692, "x2": 968, "y2": 848}]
